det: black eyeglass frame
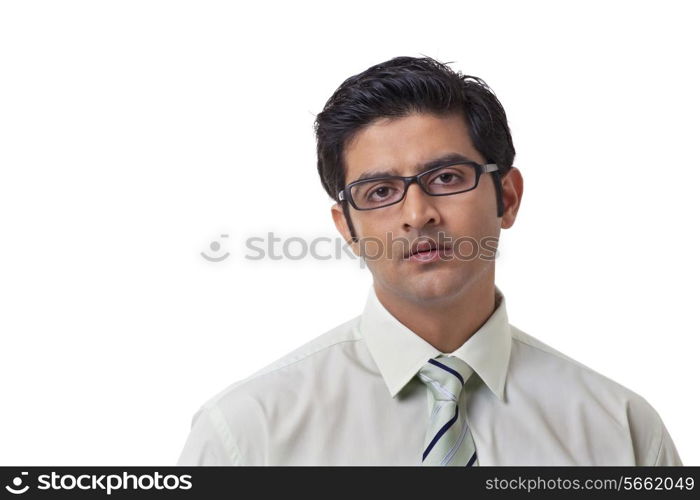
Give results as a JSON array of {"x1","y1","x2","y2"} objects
[{"x1": 337, "y1": 161, "x2": 500, "y2": 211}]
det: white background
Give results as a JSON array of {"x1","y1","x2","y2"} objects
[{"x1": 1, "y1": 0, "x2": 697, "y2": 465}]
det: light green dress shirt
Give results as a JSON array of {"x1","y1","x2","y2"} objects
[{"x1": 177, "y1": 285, "x2": 683, "y2": 466}]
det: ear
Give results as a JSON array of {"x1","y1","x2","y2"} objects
[
  {"x1": 500, "y1": 167, "x2": 524, "y2": 229},
  {"x1": 331, "y1": 203, "x2": 360, "y2": 255}
]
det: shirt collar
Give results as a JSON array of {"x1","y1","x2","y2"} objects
[{"x1": 359, "y1": 284, "x2": 512, "y2": 401}]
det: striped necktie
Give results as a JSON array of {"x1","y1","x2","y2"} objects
[{"x1": 417, "y1": 354, "x2": 479, "y2": 466}]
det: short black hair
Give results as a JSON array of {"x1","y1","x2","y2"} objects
[{"x1": 313, "y1": 55, "x2": 515, "y2": 243}]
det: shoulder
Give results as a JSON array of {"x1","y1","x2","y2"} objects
[
  {"x1": 182, "y1": 314, "x2": 364, "y2": 462},
  {"x1": 205, "y1": 313, "x2": 363, "y2": 405},
  {"x1": 510, "y1": 324, "x2": 648, "y2": 401},
  {"x1": 509, "y1": 325, "x2": 677, "y2": 465}
]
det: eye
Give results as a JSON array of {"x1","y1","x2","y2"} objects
[
  {"x1": 430, "y1": 170, "x2": 463, "y2": 185},
  {"x1": 367, "y1": 184, "x2": 397, "y2": 201}
]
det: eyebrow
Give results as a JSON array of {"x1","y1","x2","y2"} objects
[{"x1": 351, "y1": 153, "x2": 478, "y2": 184}]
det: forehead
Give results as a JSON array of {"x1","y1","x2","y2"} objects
[{"x1": 343, "y1": 112, "x2": 485, "y2": 184}]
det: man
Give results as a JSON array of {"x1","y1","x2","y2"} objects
[{"x1": 177, "y1": 56, "x2": 682, "y2": 466}]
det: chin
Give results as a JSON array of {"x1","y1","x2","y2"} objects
[{"x1": 403, "y1": 275, "x2": 465, "y2": 303}]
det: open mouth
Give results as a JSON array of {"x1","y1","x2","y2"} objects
[{"x1": 404, "y1": 240, "x2": 453, "y2": 260}]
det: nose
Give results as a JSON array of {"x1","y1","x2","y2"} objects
[{"x1": 401, "y1": 181, "x2": 440, "y2": 231}]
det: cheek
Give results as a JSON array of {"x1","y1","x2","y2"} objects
[
  {"x1": 444, "y1": 199, "x2": 491, "y2": 228},
  {"x1": 355, "y1": 214, "x2": 392, "y2": 241},
  {"x1": 454, "y1": 182, "x2": 498, "y2": 224},
  {"x1": 354, "y1": 216, "x2": 393, "y2": 258},
  {"x1": 442, "y1": 203, "x2": 500, "y2": 255}
]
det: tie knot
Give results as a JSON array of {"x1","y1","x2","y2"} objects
[{"x1": 417, "y1": 355, "x2": 474, "y2": 401}]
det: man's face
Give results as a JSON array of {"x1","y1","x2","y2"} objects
[{"x1": 332, "y1": 111, "x2": 505, "y2": 305}]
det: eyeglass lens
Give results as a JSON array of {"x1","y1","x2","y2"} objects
[{"x1": 350, "y1": 163, "x2": 478, "y2": 209}]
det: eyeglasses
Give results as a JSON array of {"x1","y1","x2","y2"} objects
[{"x1": 338, "y1": 161, "x2": 500, "y2": 210}]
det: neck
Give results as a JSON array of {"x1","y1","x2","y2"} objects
[{"x1": 374, "y1": 273, "x2": 497, "y2": 353}]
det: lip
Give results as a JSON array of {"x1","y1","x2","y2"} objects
[{"x1": 405, "y1": 243, "x2": 453, "y2": 263}]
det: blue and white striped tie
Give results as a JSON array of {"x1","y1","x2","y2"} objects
[{"x1": 417, "y1": 354, "x2": 479, "y2": 466}]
